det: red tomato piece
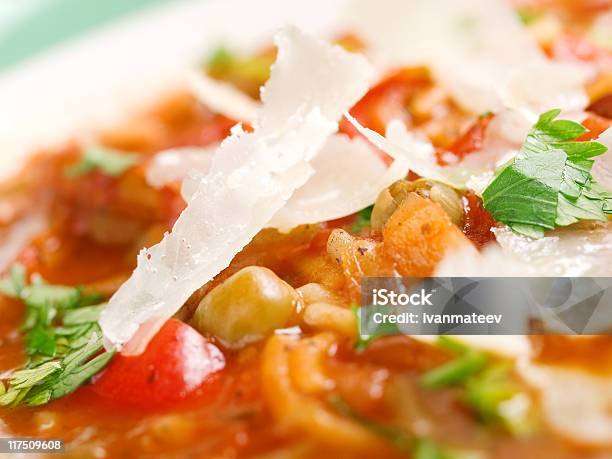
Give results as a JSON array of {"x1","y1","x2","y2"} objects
[
  {"x1": 339, "y1": 68, "x2": 431, "y2": 165},
  {"x1": 578, "y1": 113, "x2": 612, "y2": 141},
  {"x1": 588, "y1": 95, "x2": 612, "y2": 121},
  {"x1": 462, "y1": 192, "x2": 496, "y2": 249},
  {"x1": 92, "y1": 319, "x2": 225, "y2": 408},
  {"x1": 438, "y1": 113, "x2": 494, "y2": 164}
]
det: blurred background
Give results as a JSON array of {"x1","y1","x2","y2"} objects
[{"x1": 0, "y1": 0, "x2": 170, "y2": 71}]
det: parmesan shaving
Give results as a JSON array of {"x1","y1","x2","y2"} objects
[
  {"x1": 345, "y1": 114, "x2": 504, "y2": 189},
  {"x1": 146, "y1": 146, "x2": 217, "y2": 189},
  {"x1": 148, "y1": 133, "x2": 409, "y2": 232},
  {"x1": 187, "y1": 71, "x2": 259, "y2": 121},
  {"x1": 493, "y1": 223, "x2": 612, "y2": 276},
  {"x1": 345, "y1": 114, "x2": 459, "y2": 184},
  {"x1": 269, "y1": 133, "x2": 409, "y2": 231},
  {"x1": 434, "y1": 244, "x2": 534, "y2": 277},
  {"x1": 100, "y1": 27, "x2": 374, "y2": 353},
  {"x1": 347, "y1": 0, "x2": 588, "y2": 114}
]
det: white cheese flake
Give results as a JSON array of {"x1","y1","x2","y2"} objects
[
  {"x1": 100, "y1": 26, "x2": 374, "y2": 353},
  {"x1": 345, "y1": 114, "x2": 505, "y2": 189},
  {"x1": 147, "y1": 132, "x2": 411, "y2": 232},
  {"x1": 493, "y1": 223, "x2": 612, "y2": 276},
  {"x1": 345, "y1": 114, "x2": 457, "y2": 184},
  {"x1": 269, "y1": 132, "x2": 410, "y2": 230},
  {"x1": 146, "y1": 146, "x2": 217, "y2": 189}
]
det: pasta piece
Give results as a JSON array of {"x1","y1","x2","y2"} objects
[
  {"x1": 303, "y1": 302, "x2": 356, "y2": 337},
  {"x1": 261, "y1": 334, "x2": 385, "y2": 451},
  {"x1": 289, "y1": 333, "x2": 336, "y2": 394}
]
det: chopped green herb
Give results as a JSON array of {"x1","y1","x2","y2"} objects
[
  {"x1": 22, "y1": 284, "x2": 82, "y2": 310},
  {"x1": 65, "y1": 146, "x2": 140, "y2": 178},
  {"x1": 413, "y1": 439, "x2": 483, "y2": 459},
  {"x1": 421, "y1": 350, "x2": 488, "y2": 389},
  {"x1": 413, "y1": 440, "x2": 440, "y2": 459},
  {"x1": 329, "y1": 395, "x2": 482, "y2": 458},
  {"x1": 206, "y1": 46, "x2": 273, "y2": 85},
  {"x1": 62, "y1": 303, "x2": 106, "y2": 326},
  {"x1": 351, "y1": 205, "x2": 374, "y2": 233},
  {"x1": 436, "y1": 336, "x2": 470, "y2": 354},
  {"x1": 465, "y1": 363, "x2": 534, "y2": 436},
  {"x1": 517, "y1": 9, "x2": 542, "y2": 25},
  {"x1": 422, "y1": 338, "x2": 535, "y2": 436},
  {"x1": 352, "y1": 304, "x2": 399, "y2": 351},
  {"x1": 207, "y1": 46, "x2": 235, "y2": 73},
  {"x1": 0, "y1": 263, "x2": 26, "y2": 298},
  {"x1": 482, "y1": 109, "x2": 611, "y2": 238},
  {"x1": 329, "y1": 395, "x2": 413, "y2": 454},
  {"x1": 0, "y1": 265, "x2": 114, "y2": 407},
  {"x1": 26, "y1": 326, "x2": 56, "y2": 357}
]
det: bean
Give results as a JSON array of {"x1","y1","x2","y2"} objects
[{"x1": 191, "y1": 266, "x2": 300, "y2": 348}]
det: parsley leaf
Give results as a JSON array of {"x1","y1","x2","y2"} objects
[
  {"x1": 26, "y1": 326, "x2": 56, "y2": 357},
  {"x1": 65, "y1": 146, "x2": 140, "y2": 178},
  {"x1": 0, "y1": 266, "x2": 114, "y2": 407},
  {"x1": 483, "y1": 109, "x2": 610, "y2": 238}
]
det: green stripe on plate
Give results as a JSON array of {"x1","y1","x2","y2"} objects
[{"x1": 0, "y1": 0, "x2": 172, "y2": 72}]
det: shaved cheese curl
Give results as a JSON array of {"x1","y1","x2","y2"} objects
[{"x1": 100, "y1": 27, "x2": 374, "y2": 353}]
